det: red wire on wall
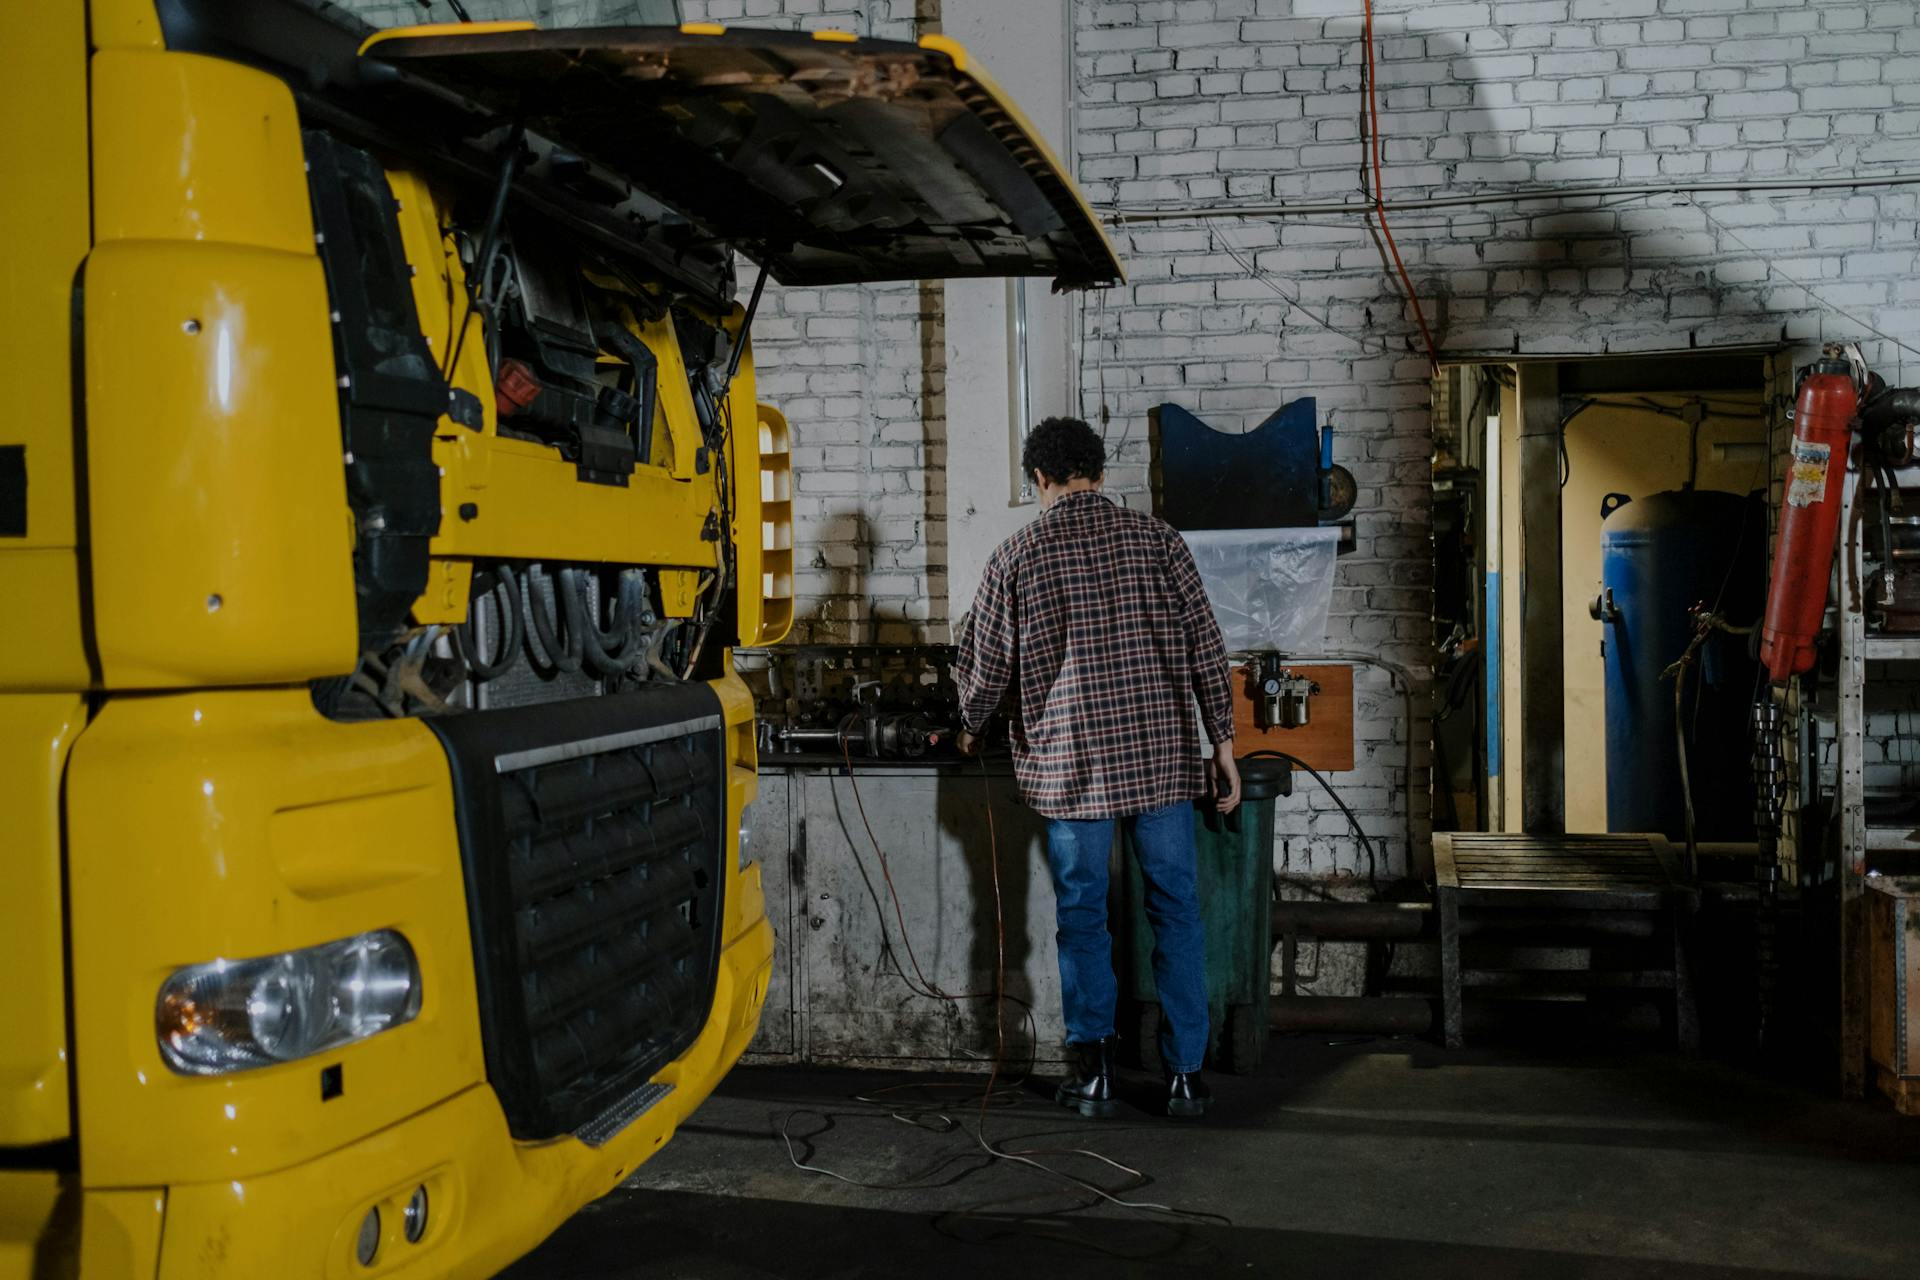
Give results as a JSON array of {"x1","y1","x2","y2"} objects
[{"x1": 1362, "y1": 0, "x2": 1440, "y2": 373}]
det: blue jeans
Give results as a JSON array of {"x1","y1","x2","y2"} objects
[{"x1": 1043, "y1": 801, "x2": 1209, "y2": 1074}]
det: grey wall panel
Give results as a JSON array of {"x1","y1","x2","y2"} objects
[
  {"x1": 766, "y1": 768, "x2": 1069, "y2": 1067},
  {"x1": 745, "y1": 772, "x2": 796, "y2": 1057}
]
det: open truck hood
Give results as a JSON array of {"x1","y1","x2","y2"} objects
[{"x1": 362, "y1": 24, "x2": 1123, "y2": 291}]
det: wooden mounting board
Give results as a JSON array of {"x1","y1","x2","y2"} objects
[{"x1": 1228, "y1": 662, "x2": 1354, "y2": 772}]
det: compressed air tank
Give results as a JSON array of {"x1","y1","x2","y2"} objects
[{"x1": 1598, "y1": 489, "x2": 1766, "y2": 841}]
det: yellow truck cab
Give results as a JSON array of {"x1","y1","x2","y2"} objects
[{"x1": 0, "y1": 3, "x2": 1118, "y2": 1275}]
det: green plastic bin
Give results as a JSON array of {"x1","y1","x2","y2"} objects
[{"x1": 1124, "y1": 757, "x2": 1291, "y2": 1074}]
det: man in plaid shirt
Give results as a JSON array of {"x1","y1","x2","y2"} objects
[{"x1": 956, "y1": 416, "x2": 1240, "y2": 1119}]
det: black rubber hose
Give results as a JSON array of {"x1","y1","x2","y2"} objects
[
  {"x1": 561, "y1": 566, "x2": 635, "y2": 676},
  {"x1": 462, "y1": 564, "x2": 523, "y2": 681},
  {"x1": 616, "y1": 570, "x2": 654, "y2": 672},
  {"x1": 1241, "y1": 749, "x2": 1381, "y2": 891},
  {"x1": 1860, "y1": 384, "x2": 1920, "y2": 433},
  {"x1": 524, "y1": 564, "x2": 583, "y2": 674},
  {"x1": 646, "y1": 619, "x2": 682, "y2": 681},
  {"x1": 443, "y1": 123, "x2": 523, "y2": 381},
  {"x1": 593, "y1": 321, "x2": 661, "y2": 466}
]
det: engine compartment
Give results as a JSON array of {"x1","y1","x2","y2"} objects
[{"x1": 305, "y1": 125, "x2": 745, "y2": 722}]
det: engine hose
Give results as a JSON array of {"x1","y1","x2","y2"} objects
[
  {"x1": 523, "y1": 564, "x2": 584, "y2": 674},
  {"x1": 616, "y1": 569, "x2": 655, "y2": 673},
  {"x1": 646, "y1": 620, "x2": 682, "y2": 681},
  {"x1": 561, "y1": 566, "x2": 636, "y2": 676},
  {"x1": 461, "y1": 565, "x2": 524, "y2": 681}
]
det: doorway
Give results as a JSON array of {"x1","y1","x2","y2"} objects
[{"x1": 1430, "y1": 352, "x2": 1774, "y2": 837}]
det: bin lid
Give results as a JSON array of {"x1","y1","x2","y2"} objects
[{"x1": 1237, "y1": 756, "x2": 1291, "y2": 801}]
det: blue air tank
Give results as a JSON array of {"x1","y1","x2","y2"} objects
[{"x1": 1598, "y1": 489, "x2": 1765, "y2": 841}]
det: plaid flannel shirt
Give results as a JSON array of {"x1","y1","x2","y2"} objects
[{"x1": 954, "y1": 490, "x2": 1235, "y2": 819}]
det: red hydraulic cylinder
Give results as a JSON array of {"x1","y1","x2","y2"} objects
[{"x1": 1759, "y1": 361, "x2": 1859, "y2": 683}]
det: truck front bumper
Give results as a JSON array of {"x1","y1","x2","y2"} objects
[{"x1": 114, "y1": 916, "x2": 770, "y2": 1280}]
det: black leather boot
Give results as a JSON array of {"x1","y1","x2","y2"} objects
[
  {"x1": 1054, "y1": 1037, "x2": 1119, "y2": 1118},
  {"x1": 1166, "y1": 1070, "x2": 1211, "y2": 1119}
]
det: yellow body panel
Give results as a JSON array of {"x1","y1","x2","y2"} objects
[
  {"x1": 379, "y1": 167, "x2": 722, "y2": 577},
  {"x1": 358, "y1": 20, "x2": 537, "y2": 55},
  {"x1": 430, "y1": 432, "x2": 719, "y2": 569},
  {"x1": 748, "y1": 403, "x2": 796, "y2": 647},
  {"x1": 0, "y1": 0, "x2": 93, "y2": 692},
  {"x1": 89, "y1": 0, "x2": 165, "y2": 50},
  {"x1": 66, "y1": 691, "x2": 485, "y2": 1189},
  {"x1": 79, "y1": 1190, "x2": 165, "y2": 1280},
  {"x1": 85, "y1": 49, "x2": 358, "y2": 688},
  {"x1": 59, "y1": 681, "x2": 768, "y2": 1277},
  {"x1": 150, "y1": 916, "x2": 768, "y2": 1280},
  {"x1": 0, "y1": 1177, "x2": 166, "y2": 1280},
  {"x1": 92, "y1": 51, "x2": 317, "y2": 255},
  {"x1": 0, "y1": 697, "x2": 86, "y2": 1148},
  {"x1": 82, "y1": 243, "x2": 359, "y2": 686},
  {"x1": 0, "y1": 1172, "x2": 68, "y2": 1280},
  {"x1": 724, "y1": 333, "x2": 768, "y2": 643}
]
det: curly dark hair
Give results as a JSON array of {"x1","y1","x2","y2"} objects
[{"x1": 1021, "y1": 416, "x2": 1106, "y2": 487}]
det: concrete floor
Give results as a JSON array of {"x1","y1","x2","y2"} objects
[{"x1": 503, "y1": 1036, "x2": 1920, "y2": 1279}]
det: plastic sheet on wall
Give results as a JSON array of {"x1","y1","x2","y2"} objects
[{"x1": 1182, "y1": 526, "x2": 1339, "y2": 653}]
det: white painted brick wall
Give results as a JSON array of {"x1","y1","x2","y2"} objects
[{"x1": 1074, "y1": 0, "x2": 1920, "y2": 876}]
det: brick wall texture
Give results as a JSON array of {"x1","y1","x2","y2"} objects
[{"x1": 336, "y1": 0, "x2": 1920, "y2": 876}]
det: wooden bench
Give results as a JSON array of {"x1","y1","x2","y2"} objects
[{"x1": 1433, "y1": 833, "x2": 1699, "y2": 1050}]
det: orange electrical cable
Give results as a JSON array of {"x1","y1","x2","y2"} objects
[{"x1": 1362, "y1": 0, "x2": 1439, "y2": 373}]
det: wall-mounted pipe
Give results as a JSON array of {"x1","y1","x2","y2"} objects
[
  {"x1": 1271, "y1": 899, "x2": 1431, "y2": 940},
  {"x1": 1012, "y1": 277, "x2": 1034, "y2": 503},
  {"x1": 1270, "y1": 996, "x2": 1435, "y2": 1035}
]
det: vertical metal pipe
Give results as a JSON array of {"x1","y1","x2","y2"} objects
[
  {"x1": 1483, "y1": 398, "x2": 1504, "y2": 832},
  {"x1": 1518, "y1": 362, "x2": 1565, "y2": 835},
  {"x1": 1012, "y1": 277, "x2": 1034, "y2": 502}
]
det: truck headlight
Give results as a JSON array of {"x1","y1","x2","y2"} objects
[
  {"x1": 156, "y1": 930, "x2": 421, "y2": 1075},
  {"x1": 737, "y1": 799, "x2": 754, "y2": 871}
]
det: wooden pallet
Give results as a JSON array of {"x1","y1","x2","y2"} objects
[{"x1": 1434, "y1": 833, "x2": 1698, "y2": 1050}]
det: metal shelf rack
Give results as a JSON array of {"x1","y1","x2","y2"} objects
[{"x1": 1837, "y1": 460, "x2": 1920, "y2": 1097}]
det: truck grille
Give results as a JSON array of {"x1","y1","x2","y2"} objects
[{"x1": 428, "y1": 685, "x2": 727, "y2": 1142}]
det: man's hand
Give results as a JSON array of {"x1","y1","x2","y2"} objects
[
  {"x1": 956, "y1": 729, "x2": 980, "y2": 757},
  {"x1": 1209, "y1": 746, "x2": 1242, "y2": 815}
]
